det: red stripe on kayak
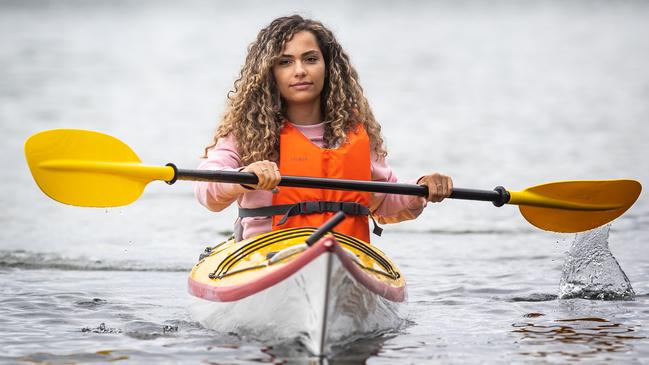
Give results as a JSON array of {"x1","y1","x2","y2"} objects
[
  {"x1": 330, "y1": 243, "x2": 406, "y2": 302},
  {"x1": 187, "y1": 236, "x2": 405, "y2": 303}
]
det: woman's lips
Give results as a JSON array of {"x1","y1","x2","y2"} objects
[{"x1": 290, "y1": 82, "x2": 313, "y2": 90}]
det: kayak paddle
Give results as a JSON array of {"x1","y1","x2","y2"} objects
[{"x1": 24, "y1": 129, "x2": 642, "y2": 233}]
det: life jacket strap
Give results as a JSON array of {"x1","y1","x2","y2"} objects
[{"x1": 238, "y1": 201, "x2": 383, "y2": 236}]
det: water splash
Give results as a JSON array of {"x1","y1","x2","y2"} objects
[
  {"x1": 81, "y1": 323, "x2": 122, "y2": 334},
  {"x1": 559, "y1": 225, "x2": 635, "y2": 300}
]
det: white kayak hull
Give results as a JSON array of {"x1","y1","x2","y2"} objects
[{"x1": 188, "y1": 229, "x2": 406, "y2": 355}]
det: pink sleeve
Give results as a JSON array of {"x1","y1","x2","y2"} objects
[
  {"x1": 193, "y1": 135, "x2": 249, "y2": 212},
  {"x1": 369, "y1": 153, "x2": 427, "y2": 224}
]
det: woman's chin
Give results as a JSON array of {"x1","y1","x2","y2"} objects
[{"x1": 284, "y1": 94, "x2": 321, "y2": 107}]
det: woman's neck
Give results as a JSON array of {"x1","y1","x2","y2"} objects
[{"x1": 285, "y1": 100, "x2": 322, "y2": 125}]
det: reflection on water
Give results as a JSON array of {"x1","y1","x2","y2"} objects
[
  {"x1": 17, "y1": 350, "x2": 130, "y2": 364},
  {"x1": 264, "y1": 333, "x2": 393, "y2": 365},
  {"x1": 513, "y1": 315, "x2": 645, "y2": 360}
]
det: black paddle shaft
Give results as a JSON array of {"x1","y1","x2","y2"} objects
[
  {"x1": 172, "y1": 167, "x2": 511, "y2": 207},
  {"x1": 305, "y1": 211, "x2": 346, "y2": 246}
]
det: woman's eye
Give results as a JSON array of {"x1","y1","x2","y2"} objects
[
  {"x1": 305, "y1": 57, "x2": 318, "y2": 63},
  {"x1": 277, "y1": 59, "x2": 291, "y2": 66}
]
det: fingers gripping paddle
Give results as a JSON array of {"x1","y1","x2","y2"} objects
[{"x1": 25, "y1": 129, "x2": 642, "y2": 233}]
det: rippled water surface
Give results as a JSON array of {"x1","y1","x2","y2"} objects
[{"x1": 1, "y1": 1, "x2": 648, "y2": 364}]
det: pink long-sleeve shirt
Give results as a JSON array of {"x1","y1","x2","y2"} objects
[{"x1": 194, "y1": 122, "x2": 427, "y2": 240}]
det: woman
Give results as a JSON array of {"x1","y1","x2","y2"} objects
[{"x1": 194, "y1": 15, "x2": 452, "y2": 242}]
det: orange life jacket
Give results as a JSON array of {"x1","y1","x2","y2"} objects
[{"x1": 238, "y1": 122, "x2": 374, "y2": 242}]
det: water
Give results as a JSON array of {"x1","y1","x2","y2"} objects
[{"x1": 1, "y1": 0, "x2": 649, "y2": 363}]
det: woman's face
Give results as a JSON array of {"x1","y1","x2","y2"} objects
[{"x1": 272, "y1": 31, "x2": 326, "y2": 109}]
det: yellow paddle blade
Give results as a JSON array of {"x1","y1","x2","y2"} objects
[
  {"x1": 24, "y1": 129, "x2": 175, "y2": 207},
  {"x1": 508, "y1": 180, "x2": 642, "y2": 233}
]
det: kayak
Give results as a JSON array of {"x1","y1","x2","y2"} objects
[{"x1": 188, "y1": 227, "x2": 406, "y2": 355}]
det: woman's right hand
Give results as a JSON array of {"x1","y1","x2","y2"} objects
[{"x1": 241, "y1": 160, "x2": 281, "y2": 191}]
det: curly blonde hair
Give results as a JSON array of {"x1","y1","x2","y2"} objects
[{"x1": 204, "y1": 15, "x2": 387, "y2": 165}]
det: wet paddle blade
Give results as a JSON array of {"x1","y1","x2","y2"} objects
[
  {"x1": 24, "y1": 129, "x2": 174, "y2": 207},
  {"x1": 510, "y1": 180, "x2": 642, "y2": 233}
]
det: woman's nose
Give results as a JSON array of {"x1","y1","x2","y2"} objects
[{"x1": 294, "y1": 61, "x2": 307, "y2": 76}]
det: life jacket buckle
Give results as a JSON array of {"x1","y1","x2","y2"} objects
[{"x1": 301, "y1": 201, "x2": 322, "y2": 213}]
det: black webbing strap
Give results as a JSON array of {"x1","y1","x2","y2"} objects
[{"x1": 238, "y1": 201, "x2": 383, "y2": 236}]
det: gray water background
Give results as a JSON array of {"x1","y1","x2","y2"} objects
[{"x1": 1, "y1": 0, "x2": 648, "y2": 363}]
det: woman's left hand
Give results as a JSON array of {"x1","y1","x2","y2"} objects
[{"x1": 418, "y1": 172, "x2": 453, "y2": 203}]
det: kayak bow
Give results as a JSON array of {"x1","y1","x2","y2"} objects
[{"x1": 188, "y1": 227, "x2": 405, "y2": 355}]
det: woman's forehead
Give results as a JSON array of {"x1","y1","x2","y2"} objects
[{"x1": 280, "y1": 31, "x2": 321, "y2": 54}]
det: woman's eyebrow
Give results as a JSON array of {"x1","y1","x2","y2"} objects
[{"x1": 278, "y1": 49, "x2": 320, "y2": 58}]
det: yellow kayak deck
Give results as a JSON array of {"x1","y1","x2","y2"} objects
[{"x1": 188, "y1": 227, "x2": 405, "y2": 302}]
